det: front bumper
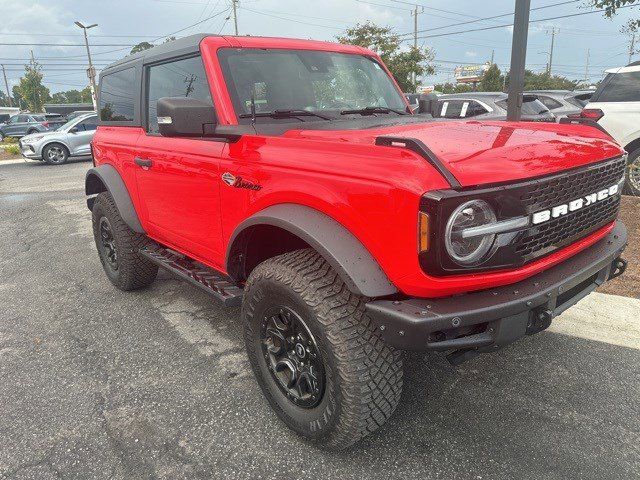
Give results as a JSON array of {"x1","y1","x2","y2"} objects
[
  {"x1": 366, "y1": 222, "x2": 628, "y2": 364},
  {"x1": 18, "y1": 140, "x2": 42, "y2": 159}
]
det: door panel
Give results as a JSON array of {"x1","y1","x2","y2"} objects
[{"x1": 134, "y1": 136, "x2": 225, "y2": 267}]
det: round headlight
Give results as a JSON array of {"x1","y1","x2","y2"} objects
[{"x1": 445, "y1": 199, "x2": 497, "y2": 265}]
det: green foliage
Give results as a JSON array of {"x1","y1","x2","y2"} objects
[
  {"x1": 1, "y1": 136, "x2": 18, "y2": 144},
  {"x1": 0, "y1": 91, "x2": 12, "y2": 107},
  {"x1": 15, "y1": 58, "x2": 50, "y2": 112},
  {"x1": 434, "y1": 82, "x2": 474, "y2": 94},
  {"x1": 480, "y1": 64, "x2": 503, "y2": 92},
  {"x1": 130, "y1": 42, "x2": 154, "y2": 54},
  {"x1": 436, "y1": 66, "x2": 578, "y2": 94},
  {"x1": 5, "y1": 144, "x2": 20, "y2": 155},
  {"x1": 589, "y1": 0, "x2": 639, "y2": 33},
  {"x1": 50, "y1": 86, "x2": 92, "y2": 104},
  {"x1": 337, "y1": 22, "x2": 435, "y2": 92}
]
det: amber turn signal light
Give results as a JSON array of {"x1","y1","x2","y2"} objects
[{"x1": 418, "y1": 211, "x2": 430, "y2": 253}]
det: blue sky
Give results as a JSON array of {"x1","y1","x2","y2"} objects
[{"x1": 0, "y1": 0, "x2": 637, "y2": 95}]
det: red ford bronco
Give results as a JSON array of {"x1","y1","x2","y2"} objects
[{"x1": 86, "y1": 34, "x2": 628, "y2": 449}]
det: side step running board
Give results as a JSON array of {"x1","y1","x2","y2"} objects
[{"x1": 140, "y1": 245, "x2": 243, "y2": 307}]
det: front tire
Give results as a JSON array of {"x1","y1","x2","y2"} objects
[
  {"x1": 91, "y1": 192, "x2": 158, "y2": 290},
  {"x1": 43, "y1": 143, "x2": 69, "y2": 165},
  {"x1": 243, "y1": 249, "x2": 403, "y2": 450},
  {"x1": 624, "y1": 148, "x2": 640, "y2": 196}
]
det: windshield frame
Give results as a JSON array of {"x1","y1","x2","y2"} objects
[{"x1": 217, "y1": 47, "x2": 409, "y2": 124}]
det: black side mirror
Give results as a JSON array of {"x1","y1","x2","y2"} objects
[
  {"x1": 69, "y1": 127, "x2": 78, "y2": 134},
  {"x1": 157, "y1": 97, "x2": 217, "y2": 137}
]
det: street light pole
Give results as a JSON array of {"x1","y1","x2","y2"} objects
[
  {"x1": 75, "y1": 21, "x2": 98, "y2": 110},
  {"x1": 506, "y1": 0, "x2": 531, "y2": 122}
]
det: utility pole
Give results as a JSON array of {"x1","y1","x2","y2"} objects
[
  {"x1": 546, "y1": 28, "x2": 556, "y2": 75},
  {"x1": 29, "y1": 50, "x2": 41, "y2": 112},
  {"x1": 1, "y1": 64, "x2": 12, "y2": 107},
  {"x1": 232, "y1": 0, "x2": 239, "y2": 35},
  {"x1": 629, "y1": 32, "x2": 636, "y2": 64},
  {"x1": 490, "y1": 49, "x2": 495, "y2": 65},
  {"x1": 75, "y1": 21, "x2": 98, "y2": 110},
  {"x1": 584, "y1": 48, "x2": 590, "y2": 85},
  {"x1": 411, "y1": 4, "x2": 424, "y2": 90},
  {"x1": 507, "y1": 0, "x2": 531, "y2": 121}
]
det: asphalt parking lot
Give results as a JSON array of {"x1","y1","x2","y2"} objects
[{"x1": 1, "y1": 159, "x2": 639, "y2": 480}]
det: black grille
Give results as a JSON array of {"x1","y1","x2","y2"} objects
[
  {"x1": 515, "y1": 156, "x2": 625, "y2": 260},
  {"x1": 520, "y1": 156, "x2": 626, "y2": 211},
  {"x1": 515, "y1": 196, "x2": 620, "y2": 257}
]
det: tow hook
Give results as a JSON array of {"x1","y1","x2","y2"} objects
[{"x1": 608, "y1": 257, "x2": 627, "y2": 281}]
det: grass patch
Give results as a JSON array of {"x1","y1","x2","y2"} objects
[
  {"x1": 1, "y1": 137, "x2": 18, "y2": 144},
  {"x1": 5, "y1": 144, "x2": 20, "y2": 155}
]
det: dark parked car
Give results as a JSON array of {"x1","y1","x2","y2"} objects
[
  {"x1": 526, "y1": 90, "x2": 594, "y2": 119},
  {"x1": 433, "y1": 92, "x2": 555, "y2": 122},
  {"x1": 0, "y1": 113, "x2": 67, "y2": 140}
]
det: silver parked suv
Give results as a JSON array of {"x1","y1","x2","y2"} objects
[{"x1": 19, "y1": 113, "x2": 97, "y2": 165}]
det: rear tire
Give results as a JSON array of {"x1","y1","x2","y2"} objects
[
  {"x1": 242, "y1": 249, "x2": 403, "y2": 450},
  {"x1": 624, "y1": 148, "x2": 640, "y2": 196},
  {"x1": 43, "y1": 143, "x2": 69, "y2": 165},
  {"x1": 91, "y1": 192, "x2": 158, "y2": 290}
]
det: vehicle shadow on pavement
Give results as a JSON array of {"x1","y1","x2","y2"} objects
[{"x1": 345, "y1": 331, "x2": 640, "y2": 479}]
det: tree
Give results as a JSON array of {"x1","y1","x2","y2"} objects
[
  {"x1": 480, "y1": 64, "x2": 503, "y2": 92},
  {"x1": 15, "y1": 58, "x2": 50, "y2": 112},
  {"x1": 589, "y1": 0, "x2": 639, "y2": 29},
  {"x1": 48, "y1": 87, "x2": 92, "y2": 105},
  {"x1": 337, "y1": 22, "x2": 435, "y2": 92},
  {"x1": 130, "y1": 41, "x2": 154, "y2": 54}
]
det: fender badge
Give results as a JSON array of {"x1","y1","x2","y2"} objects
[{"x1": 221, "y1": 172, "x2": 262, "y2": 191}]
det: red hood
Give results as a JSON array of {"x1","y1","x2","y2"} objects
[{"x1": 283, "y1": 120, "x2": 624, "y2": 187}]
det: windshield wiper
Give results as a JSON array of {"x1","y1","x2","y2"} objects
[
  {"x1": 238, "y1": 109, "x2": 331, "y2": 120},
  {"x1": 340, "y1": 106, "x2": 406, "y2": 116}
]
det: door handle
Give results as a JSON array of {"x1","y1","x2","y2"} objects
[{"x1": 134, "y1": 157, "x2": 153, "y2": 168}]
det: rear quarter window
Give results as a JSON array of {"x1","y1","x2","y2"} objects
[
  {"x1": 593, "y1": 72, "x2": 640, "y2": 102},
  {"x1": 99, "y1": 67, "x2": 136, "y2": 122}
]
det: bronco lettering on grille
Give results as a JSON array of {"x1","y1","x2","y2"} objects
[{"x1": 531, "y1": 183, "x2": 620, "y2": 225}]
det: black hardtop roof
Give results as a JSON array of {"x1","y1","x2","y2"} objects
[{"x1": 102, "y1": 33, "x2": 210, "y2": 72}]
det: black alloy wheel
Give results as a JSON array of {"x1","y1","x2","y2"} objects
[
  {"x1": 98, "y1": 216, "x2": 118, "y2": 272},
  {"x1": 260, "y1": 305, "x2": 325, "y2": 408}
]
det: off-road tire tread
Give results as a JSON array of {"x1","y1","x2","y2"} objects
[
  {"x1": 243, "y1": 248, "x2": 403, "y2": 450},
  {"x1": 92, "y1": 192, "x2": 158, "y2": 290}
]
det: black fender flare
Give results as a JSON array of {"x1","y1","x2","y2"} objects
[
  {"x1": 226, "y1": 204, "x2": 398, "y2": 298},
  {"x1": 85, "y1": 164, "x2": 145, "y2": 233}
]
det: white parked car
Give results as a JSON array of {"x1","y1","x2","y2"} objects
[{"x1": 567, "y1": 62, "x2": 640, "y2": 195}]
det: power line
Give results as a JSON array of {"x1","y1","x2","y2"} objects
[
  {"x1": 398, "y1": 0, "x2": 582, "y2": 37},
  {"x1": 407, "y1": 4, "x2": 637, "y2": 41},
  {"x1": 0, "y1": 42, "x2": 133, "y2": 47}
]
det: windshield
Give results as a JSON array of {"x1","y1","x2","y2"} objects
[{"x1": 218, "y1": 48, "x2": 407, "y2": 121}]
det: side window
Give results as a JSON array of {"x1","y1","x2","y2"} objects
[
  {"x1": 99, "y1": 67, "x2": 136, "y2": 122},
  {"x1": 595, "y1": 72, "x2": 640, "y2": 102},
  {"x1": 538, "y1": 96, "x2": 563, "y2": 110},
  {"x1": 146, "y1": 55, "x2": 212, "y2": 134},
  {"x1": 443, "y1": 100, "x2": 464, "y2": 118},
  {"x1": 464, "y1": 100, "x2": 489, "y2": 118},
  {"x1": 16, "y1": 115, "x2": 29, "y2": 123},
  {"x1": 77, "y1": 118, "x2": 98, "y2": 131}
]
